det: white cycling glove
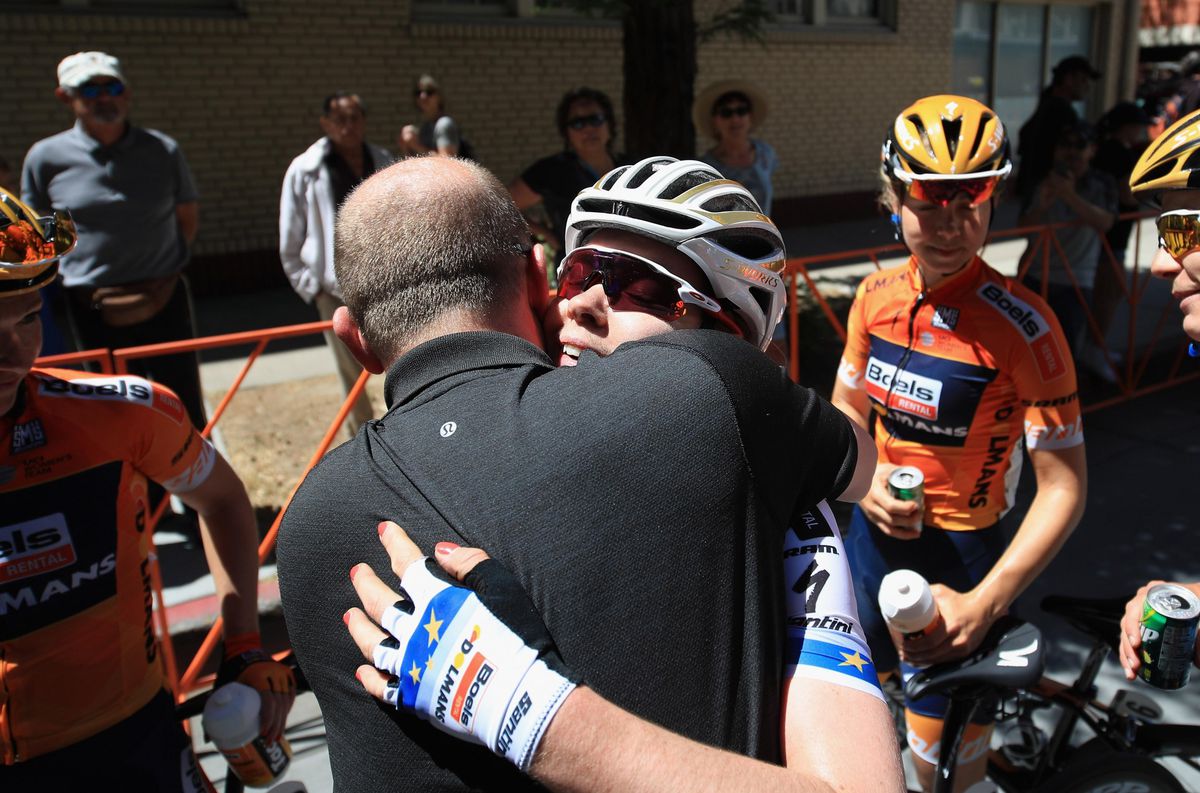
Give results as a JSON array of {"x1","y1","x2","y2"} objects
[{"x1": 371, "y1": 557, "x2": 577, "y2": 771}]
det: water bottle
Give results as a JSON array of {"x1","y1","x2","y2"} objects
[
  {"x1": 878, "y1": 569, "x2": 942, "y2": 641},
  {"x1": 202, "y1": 682, "x2": 292, "y2": 788}
]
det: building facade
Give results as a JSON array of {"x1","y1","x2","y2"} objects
[{"x1": 3, "y1": 0, "x2": 1135, "y2": 286}]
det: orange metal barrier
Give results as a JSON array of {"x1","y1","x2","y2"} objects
[{"x1": 29, "y1": 213, "x2": 1195, "y2": 702}]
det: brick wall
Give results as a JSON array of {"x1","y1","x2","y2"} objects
[{"x1": 2, "y1": 0, "x2": 1126, "y2": 270}]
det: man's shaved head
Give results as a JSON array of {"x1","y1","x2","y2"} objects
[{"x1": 335, "y1": 157, "x2": 531, "y2": 362}]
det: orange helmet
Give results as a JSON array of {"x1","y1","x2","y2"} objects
[
  {"x1": 1130, "y1": 108, "x2": 1200, "y2": 201},
  {"x1": 883, "y1": 95, "x2": 1012, "y2": 182},
  {"x1": 0, "y1": 188, "x2": 74, "y2": 298}
]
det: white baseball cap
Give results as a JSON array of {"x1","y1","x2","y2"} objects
[{"x1": 57, "y1": 51, "x2": 125, "y2": 89}]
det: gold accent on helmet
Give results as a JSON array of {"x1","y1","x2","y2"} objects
[
  {"x1": 0, "y1": 188, "x2": 75, "y2": 297},
  {"x1": 883, "y1": 95, "x2": 1011, "y2": 181},
  {"x1": 1130, "y1": 108, "x2": 1200, "y2": 200}
]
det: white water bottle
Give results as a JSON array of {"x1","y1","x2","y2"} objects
[
  {"x1": 202, "y1": 682, "x2": 292, "y2": 788},
  {"x1": 878, "y1": 569, "x2": 942, "y2": 640}
]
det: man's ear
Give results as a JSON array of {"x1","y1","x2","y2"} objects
[
  {"x1": 55, "y1": 87, "x2": 73, "y2": 106},
  {"x1": 526, "y1": 243, "x2": 551, "y2": 318},
  {"x1": 332, "y1": 306, "x2": 385, "y2": 374}
]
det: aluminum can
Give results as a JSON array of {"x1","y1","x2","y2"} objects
[
  {"x1": 888, "y1": 466, "x2": 925, "y2": 506},
  {"x1": 1138, "y1": 584, "x2": 1200, "y2": 690}
]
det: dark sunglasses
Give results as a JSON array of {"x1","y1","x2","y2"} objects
[
  {"x1": 715, "y1": 105, "x2": 751, "y2": 119},
  {"x1": 566, "y1": 113, "x2": 607, "y2": 131},
  {"x1": 557, "y1": 246, "x2": 722, "y2": 321},
  {"x1": 1157, "y1": 210, "x2": 1200, "y2": 261},
  {"x1": 905, "y1": 175, "x2": 1001, "y2": 208},
  {"x1": 415, "y1": 88, "x2": 438, "y2": 98},
  {"x1": 77, "y1": 81, "x2": 125, "y2": 100}
]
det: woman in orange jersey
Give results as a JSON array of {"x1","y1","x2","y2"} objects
[{"x1": 831, "y1": 95, "x2": 1088, "y2": 792}]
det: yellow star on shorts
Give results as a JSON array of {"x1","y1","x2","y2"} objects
[
  {"x1": 408, "y1": 660, "x2": 422, "y2": 684},
  {"x1": 424, "y1": 609, "x2": 444, "y2": 647},
  {"x1": 838, "y1": 650, "x2": 868, "y2": 672}
]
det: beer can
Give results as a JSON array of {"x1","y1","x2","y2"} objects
[
  {"x1": 888, "y1": 466, "x2": 925, "y2": 506},
  {"x1": 1138, "y1": 584, "x2": 1200, "y2": 690}
]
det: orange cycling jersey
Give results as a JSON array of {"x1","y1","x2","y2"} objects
[
  {"x1": 838, "y1": 256, "x2": 1083, "y2": 530},
  {"x1": 0, "y1": 368, "x2": 215, "y2": 763}
]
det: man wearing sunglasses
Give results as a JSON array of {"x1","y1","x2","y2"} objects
[
  {"x1": 21, "y1": 51, "x2": 207, "y2": 434},
  {"x1": 1116, "y1": 108, "x2": 1200, "y2": 682},
  {"x1": 277, "y1": 155, "x2": 889, "y2": 792}
]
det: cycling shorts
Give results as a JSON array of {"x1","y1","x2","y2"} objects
[{"x1": 0, "y1": 689, "x2": 213, "y2": 792}]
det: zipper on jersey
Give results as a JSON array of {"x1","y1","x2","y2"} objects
[{"x1": 882, "y1": 282, "x2": 926, "y2": 446}]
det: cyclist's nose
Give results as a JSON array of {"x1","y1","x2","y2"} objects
[{"x1": 565, "y1": 283, "x2": 610, "y2": 326}]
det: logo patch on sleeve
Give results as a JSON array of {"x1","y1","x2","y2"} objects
[{"x1": 977, "y1": 284, "x2": 1065, "y2": 381}]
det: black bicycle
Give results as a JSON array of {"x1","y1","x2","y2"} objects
[{"x1": 905, "y1": 595, "x2": 1200, "y2": 793}]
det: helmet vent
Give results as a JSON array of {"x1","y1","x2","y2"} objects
[
  {"x1": 709, "y1": 229, "x2": 779, "y2": 260},
  {"x1": 625, "y1": 158, "x2": 672, "y2": 190},
  {"x1": 906, "y1": 115, "x2": 938, "y2": 161},
  {"x1": 600, "y1": 167, "x2": 627, "y2": 190},
  {"x1": 967, "y1": 114, "x2": 991, "y2": 160},
  {"x1": 1185, "y1": 147, "x2": 1200, "y2": 174},
  {"x1": 577, "y1": 198, "x2": 702, "y2": 230},
  {"x1": 1137, "y1": 161, "x2": 1174, "y2": 187},
  {"x1": 701, "y1": 194, "x2": 761, "y2": 213},
  {"x1": 660, "y1": 170, "x2": 717, "y2": 200},
  {"x1": 943, "y1": 118, "x2": 963, "y2": 159}
]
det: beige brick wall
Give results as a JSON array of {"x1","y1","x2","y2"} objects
[{"x1": 2, "y1": 0, "x2": 1126, "y2": 259}]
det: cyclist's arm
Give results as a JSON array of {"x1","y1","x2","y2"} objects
[
  {"x1": 176, "y1": 452, "x2": 297, "y2": 739},
  {"x1": 831, "y1": 374, "x2": 920, "y2": 532},
  {"x1": 1120, "y1": 580, "x2": 1200, "y2": 678},
  {"x1": 906, "y1": 443, "x2": 1087, "y2": 665},
  {"x1": 781, "y1": 679, "x2": 904, "y2": 792},
  {"x1": 828, "y1": 379, "x2": 878, "y2": 504},
  {"x1": 533, "y1": 685, "x2": 898, "y2": 793},
  {"x1": 781, "y1": 505, "x2": 905, "y2": 790},
  {"x1": 831, "y1": 374, "x2": 870, "y2": 431},
  {"x1": 350, "y1": 524, "x2": 903, "y2": 793},
  {"x1": 175, "y1": 451, "x2": 261, "y2": 638}
]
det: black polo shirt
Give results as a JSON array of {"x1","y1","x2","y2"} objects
[{"x1": 277, "y1": 330, "x2": 858, "y2": 792}]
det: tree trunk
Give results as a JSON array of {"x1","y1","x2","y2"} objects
[{"x1": 621, "y1": 0, "x2": 697, "y2": 160}]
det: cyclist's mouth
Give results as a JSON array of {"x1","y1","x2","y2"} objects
[{"x1": 560, "y1": 343, "x2": 582, "y2": 367}]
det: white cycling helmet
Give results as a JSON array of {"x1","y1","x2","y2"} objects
[{"x1": 563, "y1": 156, "x2": 787, "y2": 350}]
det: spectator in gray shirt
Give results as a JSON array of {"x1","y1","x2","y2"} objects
[
  {"x1": 1020, "y1": 122, "x2": 1117, "y2": 359},
  {"x1": 21, "y1": 51, "x2": 206, "y2": 430}
]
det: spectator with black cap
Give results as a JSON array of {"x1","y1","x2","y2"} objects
[
  {"x1": 1019, "y1": 119, "x2": 1117, "y2": 363},
  {"x1": 1018, "y1": 55, "x2": 1102, "y2": 207}
]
